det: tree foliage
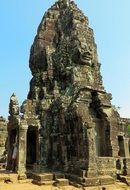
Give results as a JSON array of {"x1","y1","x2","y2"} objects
[{"x1": 127, "y1": 124, "x2": 130, "y2": 135}]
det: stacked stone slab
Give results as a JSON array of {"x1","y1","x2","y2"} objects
[
  {"x1": 0, "y1": 116, "x2": 7, "y2": 167},
  {"x1": 6, "y1": 0, "x2": 130, "y2": 186}
]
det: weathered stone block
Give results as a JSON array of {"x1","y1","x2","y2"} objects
[
  {"x1": 55, "y1": 179, "x2": 69, "y2": 186},
  {"x1": 83, "y1": 177, "x2": 100, "y2": 187},
  {"x1": 33, "y1": 173, "x2": 53, "y2": 181},
  {"x1": 99, "y1": 176, "x2": 115, "y2": 185}
]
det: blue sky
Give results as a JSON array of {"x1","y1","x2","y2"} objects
[{"x1": 0, "y1": 0, "x2": 130, "y2": 118}]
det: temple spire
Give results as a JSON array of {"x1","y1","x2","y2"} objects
[{"x1": 57, "y1": 0, "x2": 70, "y2": 7}]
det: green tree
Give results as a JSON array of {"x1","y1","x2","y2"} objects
[{"x1": 127, "y1": 124, "x2": 130, "y2": 136}]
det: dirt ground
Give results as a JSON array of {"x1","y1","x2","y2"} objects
[
  {"x1": 0, "y1": 182, "x2": 130, "y2": 190},
  {"x1": 0, "y1": 171, "x2": 130, "y2": 190}
]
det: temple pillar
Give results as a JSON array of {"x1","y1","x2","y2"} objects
[
  {"x1": 76, "y1": 96, "x2": 98, "y2": 178},
  {"x1": 17, "y1": 119, "x2": 28, "y2": 179},
  {"x1": 86, "y1": 126, "x2": 98, "y2": 177},
  {"x1": 102, "y1": 107, "x2": 119, "y2": 157},
  {"x1": 124, "y1": 137, "x2": 130, "y2": 158}
]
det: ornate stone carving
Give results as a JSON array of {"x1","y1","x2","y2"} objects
[
  {"x1": 9, "y1": 94, "x2": 19, "y2": 116},
  {"x1": 72, "y1": 44, "x2": 93, "y2": 66},
  {"x1": 6, "y1": 0, "x2": 130, "y2": 186}
]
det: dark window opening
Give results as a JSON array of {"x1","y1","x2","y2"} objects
[
  {"x1": 26, "y1": 127, "x2": 37, "y2": 167},
  {"x1": 118, "y1": 136, "x2": 125, "y2": 157}
]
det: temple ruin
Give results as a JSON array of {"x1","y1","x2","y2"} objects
[
  {"x1": 0, "y1": 117, "x2": 7, "y2": 169},
  {"x1": 2, "y1": 0, "x2": 130, "y2": 187}
]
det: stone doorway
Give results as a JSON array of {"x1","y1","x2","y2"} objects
[
  {"x1": 118, "y1": 136, "x2": 125, "y2": 157},
  {"x1": 26, "y1": 126, "x2": 37, "y2": 169},
  {"x1": 10, "y1": 128, "x2": 17, "y2": 147},
  {"x1": 90, "y1": 92, "x2": 112, "y2": 157},
  {"x1": 7, "y1": 128, "x2": 17, "y2": 170},
  {"x1": 95, "y1": 122, "x2": 111, "y2": 157}
]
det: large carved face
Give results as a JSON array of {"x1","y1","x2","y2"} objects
[{"x1": 72, "y1": 43, "x2": 93, "y2": 66}]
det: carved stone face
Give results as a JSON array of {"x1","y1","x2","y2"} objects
[
  {"x1": 9, "y1": 95, "x2": 19, "y2": 116},
  {"x1": 72, "y1": 44, "x2": 93, "y2": 66}
]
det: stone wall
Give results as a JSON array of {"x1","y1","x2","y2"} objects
[
  {"x1": 96, "y1": 157, "x2": 116, "y2": 178},
  {"x1": 0, "y1": 116, "x2": 7, "y2": 163}
]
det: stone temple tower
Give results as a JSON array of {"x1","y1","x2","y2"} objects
[{"x1": 7, "y1": 0, "x2": 130, "y2": 186}]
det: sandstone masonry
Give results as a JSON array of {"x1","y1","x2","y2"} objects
[{"x1": 4, "y1": 0, "x2": 130, "y2": 186}]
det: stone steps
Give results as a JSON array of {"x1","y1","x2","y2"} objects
[
  {"x1": 53, "y1": 172, "x2": 69, "y2": 186},
  {"x1": 55, "y1": 178, "x2": 69, "y2": 186},
  {"x1": 29, "y1": 172, "x2": 70, "y2": 186},
  {"x1": 33, "y1": 173, "x2": 54, "y2": 181},
  {"x1": 99, "y1": 175, "x2": 115, "y2": 185},
  {"x1": 83, "y1": 175, "x2": 115, "y2": 187},
  {"x1": 65, "y1": 173, "x2": 115, "y2": 187},
  {"x1": 33, "y1": 179, "x2": 56, "y2": 186},
  {"x1": 65, "y1": 173, "x2": 84, "y2": 184},
  {"x1": 30, "y1": 172, "x2": 54, "y2": 185},
  {"x1": 54, "y1": 172, "x2": 65, "y2": 179}
]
